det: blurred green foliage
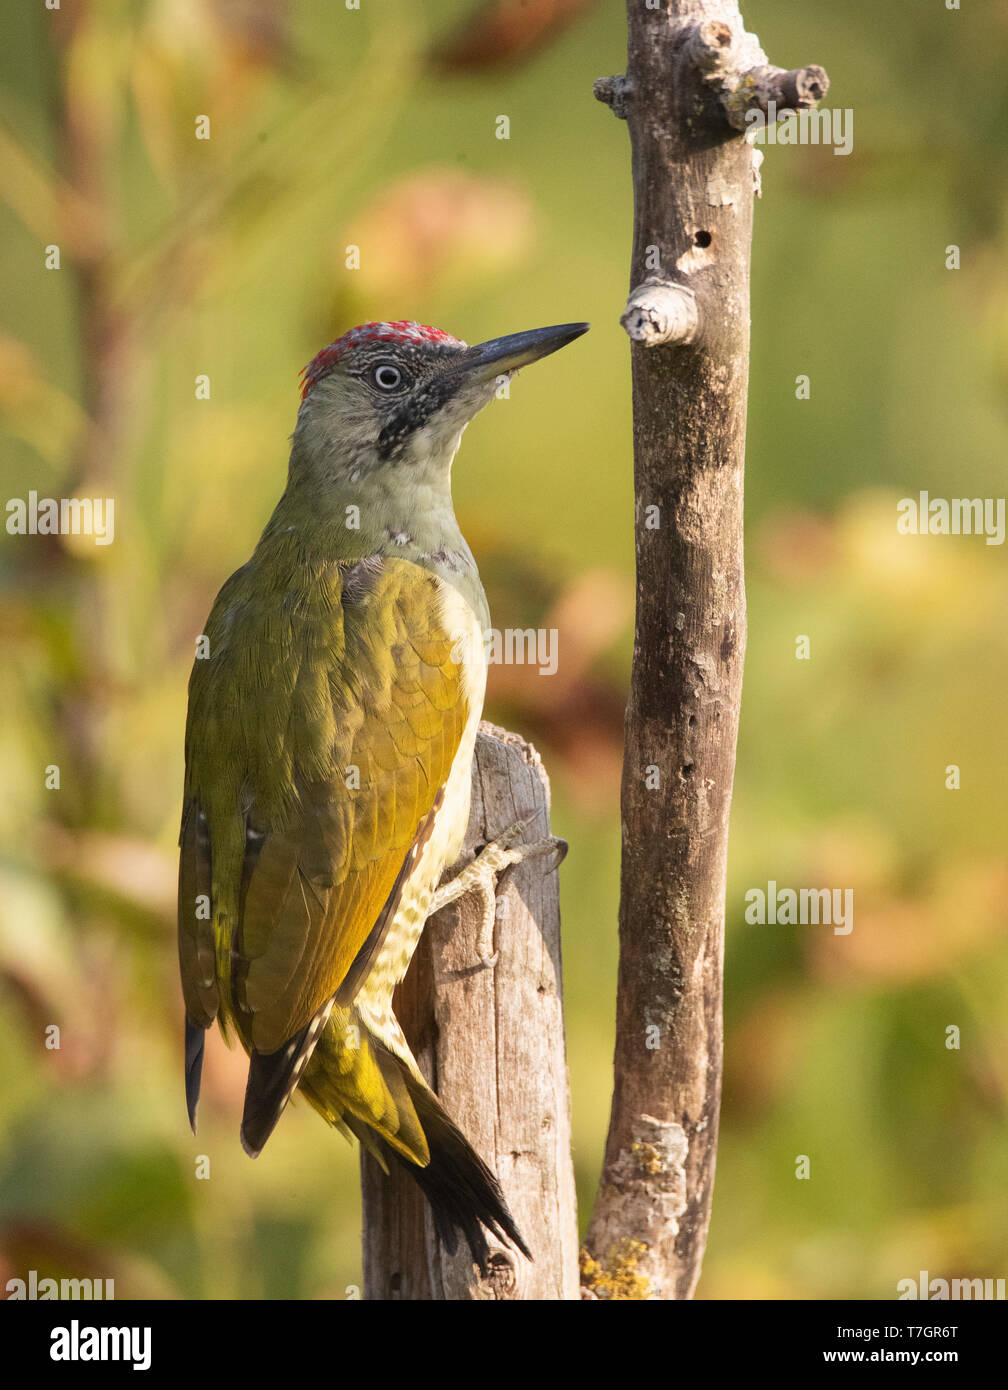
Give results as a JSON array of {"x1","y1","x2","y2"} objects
[{"x1": 1, "y1": 0, "x2": 1006, "y2": 1299}]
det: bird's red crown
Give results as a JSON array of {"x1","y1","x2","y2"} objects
[{"x1": 300, "y1": 321, "x2": 466, "y2": 400}]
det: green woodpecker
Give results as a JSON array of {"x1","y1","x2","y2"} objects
[{"x1": 179, "y1": 318, "x2": 588, "y2": 1268}]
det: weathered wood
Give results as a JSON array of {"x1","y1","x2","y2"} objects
[
  {"x1": 583, "y1": 2, "x2": 828, "y2": 1300},
  {"x1": 361, "y1": 723, "x2": 579, "y2": 1299}
]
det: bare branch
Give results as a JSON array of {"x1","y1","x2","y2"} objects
[
  {"x1": 583, "y1": 1, "x2": 829, "y2": 1300},
  {"x1": 685, "y1": 14, "x2": 830, "y2": 132}
]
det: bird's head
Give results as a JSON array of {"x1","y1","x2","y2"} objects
[{"x1": 293, "y1": 319, "x2": 589, "y2": 484}]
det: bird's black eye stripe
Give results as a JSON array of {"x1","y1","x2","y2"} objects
[{"x1": 377, "y1": 376, "x2": 461, "y2": 460}]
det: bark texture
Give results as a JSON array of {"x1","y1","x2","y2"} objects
[
  {"x1": 361, "y1": 724, "x2": 579, "y2": 1299},
  {"x1": 583, "y1": 1, "x2": 828, "y2": 1300}
]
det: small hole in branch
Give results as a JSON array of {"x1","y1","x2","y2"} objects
[{"x1": 694, "y1": 230, "x2": 712, "y2": 248}]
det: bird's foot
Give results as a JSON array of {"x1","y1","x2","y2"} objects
[{"x1": 429, "y1": 815, "x2": 567, "y2": 967}]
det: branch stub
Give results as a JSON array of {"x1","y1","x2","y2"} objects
[
  {"x1": 593, "y1": 74, "x2": 632, "y2": 120},
  {"x1": 621, "y1": 280, "x2": 699, "y2": 349}
]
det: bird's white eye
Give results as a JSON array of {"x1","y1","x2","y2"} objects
[{"x1": 372, "y1": 363, "x2": 403, "y2": 391}]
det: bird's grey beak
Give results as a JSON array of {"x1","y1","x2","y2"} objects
[{"x1": 459, "y1": 322, "x2": 590, "y2": 384}]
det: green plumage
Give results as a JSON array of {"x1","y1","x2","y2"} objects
[
  {"x1": 179, "y1": 509, "x2": 480, "y2": 1138},
  {"x1": 178, "y1": 318, "x2": 587, "y2": 1267}
]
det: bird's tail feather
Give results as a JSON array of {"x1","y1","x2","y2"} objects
[
  {"x1": 299, "y1": 1014, "x2": 531, "y2": 1271},
  {"x1": 381, "y1": 1056, "x2": 532, "y2": 1271}
]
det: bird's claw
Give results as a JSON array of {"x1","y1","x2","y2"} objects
[{"x1": 429, "y1": 818, "x2": 566, "y2": 969}]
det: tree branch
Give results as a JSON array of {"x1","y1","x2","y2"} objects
[{"x1": 584, "y1": 1, "x2": 829, "y2": 1300}]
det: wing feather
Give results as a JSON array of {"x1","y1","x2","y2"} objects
[{"x1": 179, "y1": 555, "x2": 472, "y2": 1070}]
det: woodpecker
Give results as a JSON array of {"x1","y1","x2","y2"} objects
[{"x1": 178, "y1": 317, "x2": 588, "y2": 1268}]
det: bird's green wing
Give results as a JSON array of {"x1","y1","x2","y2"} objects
[{"x1": 178, "y1": 553, "x2": 472, "y2": 1135}]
